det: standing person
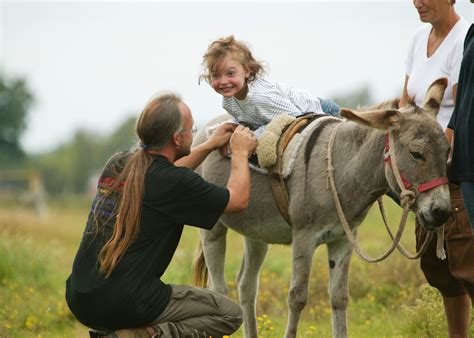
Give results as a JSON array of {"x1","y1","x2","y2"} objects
[
  {"x1": 200, "y1": 35, "x2": 341, "y2": 142},
  {"x1": 65, "y1": 92, "x2": 257, "y2": 338},
  {"x1": 399, "y1": 1, "x2": 471, "y2": 337},
  {"x1": 447, "y1": 20, "x2": 474, "y2": 290},
  {"x1": 449, "y1": 24, "x2": 474, "y2": 230}
]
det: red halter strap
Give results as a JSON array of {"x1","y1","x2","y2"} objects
[{"x1": 383, "y1": 133, "x2": 448, "y2": 193}]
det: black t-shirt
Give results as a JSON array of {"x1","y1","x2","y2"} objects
[
  {"x1": 448, "y1": 24, "x2": 474, "y2": 183},
  {"x1": 65, "y1": 154, "x2": 229, "y2": 330}
]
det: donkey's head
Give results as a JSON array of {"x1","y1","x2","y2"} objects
[{"x1": 341, "y1": 78, "x2": 450, "y2": 230}]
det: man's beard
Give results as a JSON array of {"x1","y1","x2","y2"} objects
[{"x1": 175, "y1": 146, "x2": 191, "y2": 160}]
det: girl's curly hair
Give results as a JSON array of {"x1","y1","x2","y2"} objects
[{"x1": 200, "y1": 35, "x2": 265, "y2": 84}]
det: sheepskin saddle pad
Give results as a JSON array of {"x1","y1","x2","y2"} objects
[{"x1": 205, "y1": 114, "x2": 335, "y2": 177}]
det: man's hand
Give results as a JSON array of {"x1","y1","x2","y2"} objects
[
  {"x1": 224, "y1": 125, "x2": 257, "y2": 213},
  {"x1": 208, "y1": 123, "x2": 236, "y2": 151},
  {"x1": 230, "y1": 125, "x2": 257, "y2": 158}
]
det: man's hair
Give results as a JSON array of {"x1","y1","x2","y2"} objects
[
  {"x1": 200, "y1": 35, "x2": 265, "y2": 84},
  {"x1": 137, "y1": 92, "x2": 184, "y2": 150},
  {"x1": 97, "y1": 92, "x2": 184, "y2": 278}
]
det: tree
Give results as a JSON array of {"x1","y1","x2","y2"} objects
[
  {"x1": 330, "y1": 84, "x2": 373, "y2": 110},
  {"x1": 0, "y1": 73, "x2": 34, "y2": 167},
  {"x1": 34, "y1": 115, "x2": 137, "y2": 195}
]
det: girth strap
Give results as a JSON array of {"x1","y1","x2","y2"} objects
[{"x1": 269, "y1": 114, "x2": 316, "y2": 226}]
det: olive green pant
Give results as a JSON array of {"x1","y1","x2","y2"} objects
[{"x1": 151, "y1": 285, "x2": 243, "y2": 338}]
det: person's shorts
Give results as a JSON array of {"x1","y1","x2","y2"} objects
[
  {"x1": 416, "y1": 183, "x2": 474, "y2": 297},
  {"x1": 318, "y1": 98, "x2": 341, "y2": 117}
]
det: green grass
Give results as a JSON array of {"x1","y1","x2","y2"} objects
[{"x1": 0, "y1": 197, "x2": 472, "y2": 337}]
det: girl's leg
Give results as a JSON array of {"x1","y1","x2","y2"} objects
[{"x1": 318, "y1": 98, "x2": 341, "y2": 117}]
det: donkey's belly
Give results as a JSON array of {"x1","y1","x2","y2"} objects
[{"x1": 220, "y1": 211, "x2": 292, "y2": 244}]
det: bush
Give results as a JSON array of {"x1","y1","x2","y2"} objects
[{"x1": 402, "y1": 283, "x2": 447, "y2": 337}]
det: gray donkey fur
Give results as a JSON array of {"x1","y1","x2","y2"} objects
[{"x1": 193, "y1": 78, "x2": 451, "y2": 338}]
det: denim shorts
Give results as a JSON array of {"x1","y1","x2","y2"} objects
[{"x1": 319, "y1": 98, "x2": 341, "y2": 117}]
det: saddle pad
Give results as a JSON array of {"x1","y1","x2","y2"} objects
[{"x1": 205, "y1": 116, "x2": 339, "y2": 177}]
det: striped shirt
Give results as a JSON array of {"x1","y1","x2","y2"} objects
[{"x1": 223, "y1": 79, "x2": 323, "y2": 138}]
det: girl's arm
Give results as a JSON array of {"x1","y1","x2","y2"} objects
[{"x1": 174, "y1": 123, "x2": 235, "y2": 170}]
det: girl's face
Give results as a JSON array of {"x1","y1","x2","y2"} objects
[{"x1": 210, "y1": 55, "x2": 250, "y2": 100}]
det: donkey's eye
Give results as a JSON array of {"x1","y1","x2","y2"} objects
[{"x1": 410, "y1": 151, "x2": 424, "y2": 161}]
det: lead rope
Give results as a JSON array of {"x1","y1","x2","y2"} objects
[
  {"x1": 377, "y1": 198, "x2": 433, "y2": 259},
  {"x1": 327, "y1": 124, "x2": 412, "y2": 262},
  {"x1": 436, "y1": 227, "x2": 446, "y2": 260}
]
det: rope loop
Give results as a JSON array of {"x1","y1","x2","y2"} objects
[{"x1": 400, "y1": 189, "x2": 416, "y2": 209}]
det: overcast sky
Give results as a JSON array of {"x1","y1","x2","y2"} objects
[{"x1": 1, "y1": 1, "x2": 473, "y2": 153}]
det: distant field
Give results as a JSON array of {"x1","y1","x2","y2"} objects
[{"x1": 0, "y1": 197, "x2": 471, "y2": 337}]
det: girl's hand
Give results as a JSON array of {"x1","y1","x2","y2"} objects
[{"x1": 209, "y1": 123, "x2": 237, "y2": 150}]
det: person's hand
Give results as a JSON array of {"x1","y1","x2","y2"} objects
[
  {"x1": 219, "y1": 144, "x2": 231, "y2": 157},
  {"x1": 208, "y1": 123, "x2": 236, "y2": 151},
  {"x1": 230, "y1": 125, "x2": 257, "y2": 158}
]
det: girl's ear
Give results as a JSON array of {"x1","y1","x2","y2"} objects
[{"x1": 244, "y1": 66, "x2": 251, "y2": 80}]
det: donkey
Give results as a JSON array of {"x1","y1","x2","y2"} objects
[{"x1": 193, "y1": 78, "x2": 451, "y2": 338}]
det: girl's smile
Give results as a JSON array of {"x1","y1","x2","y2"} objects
[{"x1": 210, "y1": 55, "x2": 250, "y2": 100}]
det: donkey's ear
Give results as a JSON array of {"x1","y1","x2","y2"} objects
[
  {"x1": 421, "y1": 78, "x2": 448, "y2": 118},
  {"x1": 341, "y1": 108, "x2": 401, "y2": 130}
]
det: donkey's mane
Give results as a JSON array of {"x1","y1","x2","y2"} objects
[
  {"x1": 358, "y1": 98, "x2": 400, "y2": 111},
  {"x1": 357, "y1": 98, "x2": 421, "y2": 113}
]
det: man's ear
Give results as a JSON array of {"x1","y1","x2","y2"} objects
[{"x1": 172, "y1": 133, "x2": 181, "y2": 148}]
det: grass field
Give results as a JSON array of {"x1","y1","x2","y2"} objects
[{"x1": 0, "y1": 197, "x2": 472, "y2": 337}]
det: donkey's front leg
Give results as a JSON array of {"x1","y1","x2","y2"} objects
[
  {"x1": 284, "y1": 228, "x2": 317, "y2": 338},
  {"x1": 237, "y1": 238, "x2": 268, "y2": 338},
  {"x1": 327, "y1": 237, "x2": 353, "y2": 338},
  {"x1": 200, "y1": 221, "x2": 228, "y2": 294}
]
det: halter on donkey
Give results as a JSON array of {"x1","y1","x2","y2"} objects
[{"x1": 193, "y1": 78, "x2": 450, "y2": 338}]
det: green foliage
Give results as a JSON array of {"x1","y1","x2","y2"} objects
[
  {"x1": 331, "y1": 84, "x2": 373, "y2": 110},
  {"x1": 34, "y1": 129, "x2": 102, "y2": 194},
  {"x1": 0, "y1": 73, "x2": 34, "y2": 167},
  {"x1": 402, "y1": 284, "x2": 447, "y2": 337},
  {"x1": 0, "y1": 235, "x2": 76, "y2": 337},
  {"x1": 33, "y1": 116, "x2": 136, "y2": 194},
  {"x1": 2, "y1": 201, "x2": 471, "y2": 337},
  {"x1": 402, "y1": 284, "x2": 474, "y2": 337}
]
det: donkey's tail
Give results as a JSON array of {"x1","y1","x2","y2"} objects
[{"x1": 192, "y1": 240, "x2": 208, "y2": 287}]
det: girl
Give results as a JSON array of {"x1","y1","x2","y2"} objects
[{"x1": 201, "y1": 35, "x2": 340, "y2": 140}]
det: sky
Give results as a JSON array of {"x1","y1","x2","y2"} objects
[{"x1": 1, "y1": 1, "x2": 473, "y2": 153}]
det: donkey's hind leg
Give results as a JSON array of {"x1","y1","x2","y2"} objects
[
  {"x1": 284, "y1": 228, "x2": 318, "y2": 338},
  {"x1": 200, "y1": 220, "x2": 229, "y2": 294},
  {"x1": 327, "y1": 237, "x2": 353, "y2": 338},
  {"x1": 237, "y1": 238, "x2": 268, "y2": 338}
]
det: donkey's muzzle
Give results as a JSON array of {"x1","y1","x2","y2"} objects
[{"x1": 419, "y1": 205, "x2": 450, "y2": 230}]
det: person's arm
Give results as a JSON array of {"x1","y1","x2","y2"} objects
[
  {"x1": 223, "y1": 125, "x2": 257, "y2": 213},
  {"x1": 399, "y1": 75, "x2": 410, "y2": 108},
  {"x1": 446, "y1": 83, "x2": 458, "y2": 162},
  {"x1": 174, "y1": 123, "x2": 236, "y2": 170}
]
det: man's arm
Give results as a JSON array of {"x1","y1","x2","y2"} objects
[
  {"x1": 175, "y1": 123, "x2": 235, "y2": 170},
  {"x1": 223, "y1": 126, "x2": 257, "y2": 213}
]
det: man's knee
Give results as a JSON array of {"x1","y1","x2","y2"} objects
[{"x1": 223, "y1": 296, "x2": 243, "y2": 322}]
